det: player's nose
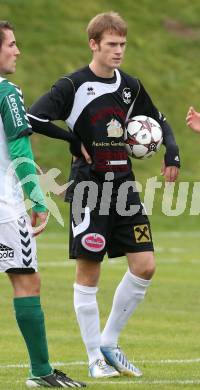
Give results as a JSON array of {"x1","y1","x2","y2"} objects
[
  {"x1": 15, "y1": 46, "x2": 20, "y2": 56},
  {"x1": 116, "y1": 44, "x2": 123, "y2": 54}
]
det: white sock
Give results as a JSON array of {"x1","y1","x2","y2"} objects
[
  {"x1": 101, "y1": 270, "x2": 151, "y2": 348},
  {"x1": 74, "y1": 283, "x2": 103, "y2": 365}
]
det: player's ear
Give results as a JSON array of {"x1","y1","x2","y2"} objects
[{"x1": 89, "y1": 38, "x2": 98, "y2": 52}]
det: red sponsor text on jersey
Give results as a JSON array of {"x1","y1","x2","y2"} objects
[
  {"x1": 91, "y1": 106, "x2": 125, "y2": 125},
  {"x1": 81, "y1": 233, "x2": 105, "y2": 252}
]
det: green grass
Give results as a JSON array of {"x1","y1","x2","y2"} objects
[{"x1": 1, "y1": 230, "x2": 200, "y2": 389}]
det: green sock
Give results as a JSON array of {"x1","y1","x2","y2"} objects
[{"x1": 14, "y1": 296, "x2": 52, "y2": 377}]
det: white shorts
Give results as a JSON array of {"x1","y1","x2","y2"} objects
[{"x1": 0, "y1": 215, "x2": 37, "y2": 273}]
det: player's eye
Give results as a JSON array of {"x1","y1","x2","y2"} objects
[{"x1": 9, "y1": 42, "x2": 16, "y2": 48}]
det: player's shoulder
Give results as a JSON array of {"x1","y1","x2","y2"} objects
[
  {"x1": 52, "y1": 66, "x2": 89, "y2": 95},
  {"x1": 119, "y1": 69, "x2": 139, "y2": 89},
  {"x1": 0, "y1": 77, "x2": 13, "y2": 96},
  {"x1": 68, "y1": 65, "x2": 89, "y2": 79},
  {"x1": 66, "y1": 66, "x2": 92, "y2": 89},
  {"x1": 0, "y1": 77, "x2": 22, "y2": 99}
]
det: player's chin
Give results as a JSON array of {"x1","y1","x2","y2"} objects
[
  {"x1": 113, "y1": 60, "x2": 122, "y2": 67},
  {"x1": 7, "y1": 65, "x2": 16, "y2": 74}
]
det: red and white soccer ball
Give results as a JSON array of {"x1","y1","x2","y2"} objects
[{"x1": 124, "y1": 115, "x2": 163, "y2": 159}]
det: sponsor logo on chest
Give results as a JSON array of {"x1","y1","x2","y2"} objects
[
  {"x1": 107, "y1": 118, "x2": 123, "y2": 138},
  {"x1": 8, "y1": 94, "x2": 23, "y2": 126},
  {"x1": 87, "y1": 86, "x2": 95, "y2": 96}
]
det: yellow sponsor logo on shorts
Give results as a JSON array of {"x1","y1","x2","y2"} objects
[{"x1": 134, "y1": 224, "x2": 151, "y2": 243}]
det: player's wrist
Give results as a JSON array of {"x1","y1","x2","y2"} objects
[
  {"x1": 164, "y1": 144, "x2": 180, "y2": 168},
  {"x1": 32, "y1": 204, "x2": 47, "y2": 213},
  {"x1": 69, "y1": 133, "x2": 82, "y2": 157}
]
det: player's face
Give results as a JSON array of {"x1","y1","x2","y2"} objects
[
  {"x1": 0, "y1": 29, "x2": 20, "y2": 75},
  {"x1": 90, "y1": 31, "x2": 126, "y2": 74}
]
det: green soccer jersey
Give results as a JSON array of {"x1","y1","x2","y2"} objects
[{"x1": 0, "y1": 77, "x2": 32, "y2": 222}]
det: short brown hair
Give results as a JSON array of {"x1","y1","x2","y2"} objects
[
  {"x1": 87, "y1": 12, "x2": 127, "y2": 43},
  {"x1": 0, "y1": 21, "x2": 14, "y2": 49}
]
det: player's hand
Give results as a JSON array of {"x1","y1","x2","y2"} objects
[
  {"x1": 186, "y1": 106, "x2": 200, "y2": 133},
  {"x1": 73, "y1": 143, "x2": 92, "y2": 164},
  {"x1": 81, "y1": 143, "x2": 92, "y2": 164},
  {"x1": 69, "y1": 134, "x2": 92, "y2": 162},
  {"x1": 31, "y1": 210, "x2": 48, "y2": 237},
  {"x1": 161, "y1": 161, "x2": 179, "y2": 182}
]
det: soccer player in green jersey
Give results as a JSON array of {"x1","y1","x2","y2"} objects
[{"x1": 0, "y1": 21, "x2": 85, "y2": 388}]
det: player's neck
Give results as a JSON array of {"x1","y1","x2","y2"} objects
[{"x1": 89, "y1": 61, "x2": 115, "y2": 79}]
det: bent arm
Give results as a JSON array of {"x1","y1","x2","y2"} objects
[
  {"x1": 7, "y1": 136, "x2": 46, "y2": 213},
  {"x1": 133, "y1": 80, "x2": 180, "y2": 168},
  {"x1": 28, "y1": 77, "x2": 82, "y2": 156}
]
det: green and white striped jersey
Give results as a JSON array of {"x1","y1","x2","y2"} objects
[{"x1": 0, "y1": 77, "x2": 32, "y2": 222}]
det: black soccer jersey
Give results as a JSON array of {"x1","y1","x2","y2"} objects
[{"x1": 29, "y1": 66, "x2": 165, "y2": 187}]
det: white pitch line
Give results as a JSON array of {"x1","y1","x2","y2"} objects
[
  {"x1": 1, "y1": 357, "x2": 200, "y2": 369},
  {"x1": 1, "y1": 379, "x2": 200, "y2": 386},
  {"x1": 37, "y1": 244, "x2": 188, "y2": 253},
  {"x1": 38, "y1": 256, "x2": 200, "y2": 267},
  {"x1": 39, "y1": 259, "x2": 125, "y2": 267},
  {"x1": 39, "y1": 231, "x2": 200, "y2": 239},
  {"x1": 39, "y1": 261, "x2": 75, "y2": 267},
  {"x1": 154, "y1": 231, "x2": 200, "y2": 238},
  {"x1": 138, "y1": 358, "x2": 200, "y2": 364},
  {"x1": 38, "y1": 243, "x2": 67, "y2": 249},
  {"x1": 87, "y1": 380, "x2": 200, "y2": 385}
]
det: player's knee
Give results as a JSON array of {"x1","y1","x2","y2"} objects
[
  {"x1": 76, "y1": 275, "x2": 98, "y2": 287},
  {"x1": 137, "y1": 255, "x2": 156, "y2": 280},
  {"x1": 15, "y1": 283, "x2": 40, "y2": 296},
  {"x1": 25, "y1": 274, "x2": 41, "y2": 295},
  {"x1": 142, "y1": 254, "x2": 156, "y2": 280},
  {"x1": 28, "y1": 284, "x2": 40, "y2": 296},
  {"x1": 13, "y1": 285, "x2": 40, "y2": 297},
  {"x1": 143, "y1": 262, "x2": 156, "y2": 279},
  {"x1": 76, "y1": 259, "x2": 101, "y2": 286},
  {"x1": 129, "y1": 252, "x2": 155, "y2": 279},
  {"x1": 9, "y1": 272, "x2": 41, "y2": 297}
]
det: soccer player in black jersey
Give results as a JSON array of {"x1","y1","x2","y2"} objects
[{"x1": 28, "y1": 12, "x2": 180, "y2": 378}]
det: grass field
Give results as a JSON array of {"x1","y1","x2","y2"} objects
[{"x1": 0, "y1": 229, "x2": 200, "y2": 390}]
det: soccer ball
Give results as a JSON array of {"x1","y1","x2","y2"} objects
[{"x1": 124, "y1": 115, "x2": 163, "y2": 159}]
